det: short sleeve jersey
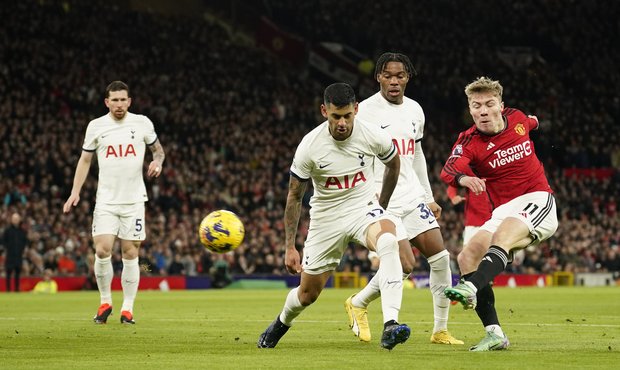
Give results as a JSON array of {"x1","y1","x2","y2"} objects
[
  {"x1": 357, "y1": 92, "x2": 427, "y2": 208},
  {"x1": 82, "y1": 112, "x2": 158, "y2": 204},
  {"x1": 290, "y1": 118, "x2": 398, "y2": 221},
  {"x1": 441, "y1": 107, "x2": 552, "y2": 208}
]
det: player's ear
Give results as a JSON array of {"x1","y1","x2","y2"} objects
[
  {"x1": 104, "y1": 98, "x2": 110, "y2": 108},
  {"x1": 320, "y1": 104, "x2": 328, "y2": 118},
  {"x1": 127, "y1": 97, "x2": 132, "y2": 107},
  {"x1": 354, "y1": 102, "x2": 359, "y2": 114}
]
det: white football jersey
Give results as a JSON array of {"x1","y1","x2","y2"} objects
[
  {"x1": 290, "y1": 118, "x2": 397, "y2": 221},
  {"x1": 82, "y1": 112, "x2": 158, "y2": 204},
  {"x1": 358, "y1": 92, "x2": 430, "y2": 211}
]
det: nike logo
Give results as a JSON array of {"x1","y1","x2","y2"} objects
[
  {"x1": 387, "y1": 280, "x2": 401, "y2": 285},
  {"x1": 380, "y1": 125, "x2": 390, "y2": 129},
  {"x1": 101, "y1": 135, "x2": 107, "y2": 138},
  {"x1": 133, "y1": 233, "x2": 141, "y2": 237},
  {"x1": 319, "y1": 163, "x2": 331, "y2": 169}
]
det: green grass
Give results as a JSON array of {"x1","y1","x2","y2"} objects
[{"x1": 0, "y1": 287, "x2": 618, "y2": 369}]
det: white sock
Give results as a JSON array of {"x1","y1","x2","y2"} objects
[
  {"x1": 121, "y1": 258, "x2": 140, "y2": 313},
  {"x1": 94, "y1": 255, "x2": 113, "y2": 305},
  {"x1": 485, "y1": 324, "x2": 505, "y2": 337},
  {"x1": 428, "y1": 250, "x2": 452, "y2": 333},
  {"x1": 352, "y1": 273, "x2": 380, "y2": 308},
  {"x1": 279, "y1": 287, "x2": 305, "y2": 326},
  {"x1": 375, "y1": 233, "x2": 403, "y2": 323}
]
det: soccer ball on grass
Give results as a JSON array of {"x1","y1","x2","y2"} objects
[{"x1": 198, "y1": 210, "x2": 245, "y2": 253}]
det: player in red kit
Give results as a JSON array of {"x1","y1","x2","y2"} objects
[{"x1": 441, "y1": 77, "x2": 558, "y2": 351}]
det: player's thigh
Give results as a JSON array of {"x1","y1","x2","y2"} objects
[
  {"x1": 485, "y1": 191, "x2": 557, "y2": 249},
  {"x1": 402, "y1": 202, "x2": 443, "y2": 257},
  {"x1": 117, "y1": 203, "x2": 146, "y2": 241}
]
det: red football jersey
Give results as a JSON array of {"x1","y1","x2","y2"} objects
[
  {"x1": 447, "y1": 185, "x2": 492, "y2": 227},
  {"x1": 441, "y1": 107, "x2": 553, "y2": 209}
]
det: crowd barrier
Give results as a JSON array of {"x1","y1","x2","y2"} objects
[{"x1": 1, "y1": 272, "x2": 618, "y2": 292}]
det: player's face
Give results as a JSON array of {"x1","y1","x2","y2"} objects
[
  {"x1": 105, "y1": 90, "x2": 131, "y2": 120},
  {"x1": 377, "y1": 61, "x2": 409, "y2": 104},
  {"x1": 321, "y1": 102, "x2": 358, "y2": 141},
  {"x1": 468, "y1": 92, "x2": 504, "y2": 135}
]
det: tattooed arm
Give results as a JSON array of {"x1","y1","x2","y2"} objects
[
  {"x1": 147, "y1": 139, "x2": 166, "y2": 178},
  {"x1": 284, "y1": 175, "x2": 308, "y2": 274}
]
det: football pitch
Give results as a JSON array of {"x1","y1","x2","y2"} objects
[{"x1": 0, "y1": 286, "x2": 618, "y2": 369}]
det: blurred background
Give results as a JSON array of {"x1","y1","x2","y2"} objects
[{"x1": 1, "y1": 0, "x2": 618, "y2": 290}]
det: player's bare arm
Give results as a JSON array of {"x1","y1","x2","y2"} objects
[
  {"x1": 63, "y1": 151, "x2": 94, "y2": 213},
  {"x1": 147, "y1": 139, "x2": 165, "y2": 177},
  {"x1": 378, "y1": 155, "x2": 400, "y2": 209},
  {"x1": 458, "y1": 175, "x2": 487, "y2": 196},
  {"x1": 283, "y1": 176, "x2": 307, "y2": 274}
]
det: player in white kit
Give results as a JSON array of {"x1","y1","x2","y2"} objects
[
  {"x1": 345, "y1": 53, "x2": 463, "y2": 345},
  {"x1": 63, "y1": 81, "x2": 165, "y2": 324},
  {"x1": 258, "y1": 83, "x2": 410, "y2": 350}
]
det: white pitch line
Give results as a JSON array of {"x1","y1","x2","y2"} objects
[{"x1": 2, "y1": 317, "x2": 617, "y2": 328}]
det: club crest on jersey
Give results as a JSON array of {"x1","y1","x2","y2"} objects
[
  {"x1": 324, "y1": 171, "x2": 367, "y2": 189},
  {"x1": 358, "y1": 154, "x2": 365, "y2": 166},
  {"x1": 451, "y1": 144, "x2": 463, "y2": 156},
  {"x1": 106, "y1": 143, "x2": 137, "y2": 158},
  {"x1": 514, "y1": 123, "x2": 526, "y2": 136}
]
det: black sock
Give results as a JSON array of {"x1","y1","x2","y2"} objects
[
  {"x1": 475, "y1": 283, "x2": 500, "y2": 327},
  {"x1": 468, "y1": 246, "x2": 509, "y2": 290}
]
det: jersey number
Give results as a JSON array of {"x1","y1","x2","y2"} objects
[
  {"x1": 522, "y1": 203, "x2": 539, "y2": 215},
  {"x1": 366, "y1": 208, "x2": 384, "y2": 218},
  {"x1": 135, "y1": 219, "x2": 143, "y2": 232},
  {"x1": 417, "y1": 203, "x2": 435, "y2": 221}
]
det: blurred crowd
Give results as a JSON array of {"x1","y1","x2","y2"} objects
[{"x1": 0, "y1": 0, "x2": 619, "y2": 285}]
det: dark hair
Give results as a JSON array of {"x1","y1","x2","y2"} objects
[
  {"x1": 374, "y1": 52, "x2": 417, "y2": 78},
  {"x1": 106, "y1": 80, "x2": 130, "y2": 98},
  {"x1": 323, "y1": 82, "x2": 356, "y2": 107}
]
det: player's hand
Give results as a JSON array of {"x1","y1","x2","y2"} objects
[
  {"x1": 428, "y1": 202, "x2": 442, "y2": 219},
  {"x1": 147, "y1": 160, "x2": 162, "y2": 178},
  {"x1": 63, "y1": 194, "x2": 80, "y2": 213},
  {"x1": 284, "y1": 247, "x2": 302, "y2": 275},
  {"x1": 459, "y1": 176, "x2": 486, "y2": 195},
  {"x1": 450, "y1": 194, "x2": 464, "y2": 205}
]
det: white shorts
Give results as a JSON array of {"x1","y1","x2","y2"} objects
[
  {"x1": 367, "y1": 201, "x2": 439, "y2": 260},
  {"x1": 92, "y1": 202, "x2": 146, "y2": 241},
  {"x1": 303, "y1": 200, "x2": 399, "y2": 275},
  {"x1": 463, "y1": 226, "x2": 481, "y2": 246},
  {"x1": 480, "y1": 191, "x2": 557, "y2": 246},
  {"x1": 398, "y1": 201, "x2": 440, "y2": 240}
]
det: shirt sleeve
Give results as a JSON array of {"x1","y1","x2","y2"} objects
[
  {"x1": 144, "y1": 116, "x2": 158, "y2": 146},
  {"x1": 441, "y1": 132, "x2": 473, "y2": 187},
  {"x1": 82, "y1": 121, "x2": 97, "y2": 152},
  {"x1": 412, "y1": 140, "x2": 434, "y2": 203},
  {"x1": 289, "y1": 139, "x2": 312, "y2": 181},
  {"x1": 373, "y1": 128, "x2": 398, "y2": 164}
]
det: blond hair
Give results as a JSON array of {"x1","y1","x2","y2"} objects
[{"x1": 464, "y1": 76, "x2": 503, "y2": 101}]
